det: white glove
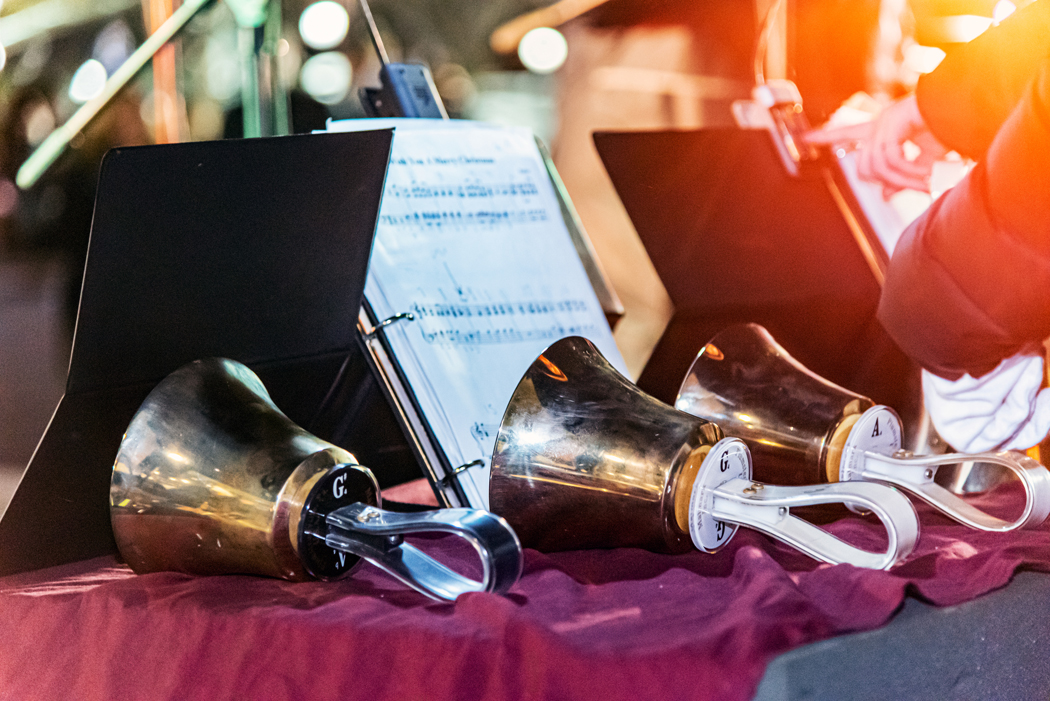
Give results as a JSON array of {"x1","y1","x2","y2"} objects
[{"x1": 922, "y1": 354, "x2": 1050, "y2": 453}]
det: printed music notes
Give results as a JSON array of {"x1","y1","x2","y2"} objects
[{"x1": 326, "y1": 119, "x2": 626, "y2": 507}]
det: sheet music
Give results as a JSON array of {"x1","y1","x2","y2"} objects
[
  {"x1": 327, "y1": 119, "x2": 627, "y2": 508},
  {"x1": 837, "y1": 151, "x2": 933, "y2": 256}
]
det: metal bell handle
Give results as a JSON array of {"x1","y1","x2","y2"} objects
[
  {"x1": 709, "y1": 479, "x2": 919, "y2": 570},
  {"x1": 691, "y1": 438, "x2": 918, "y2": 570},
  {"x1": 324, "y1": 503, "x2": 524, "y2": 602},
  {"x1": 856, "y1": 450, "x2": 1050, "y2": 532}
]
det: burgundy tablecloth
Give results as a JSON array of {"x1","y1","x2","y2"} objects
[{"x1": 2, "y1": 487, "x2": 1049, "y2": 701}]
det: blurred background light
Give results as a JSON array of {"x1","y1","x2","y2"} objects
[
  {"x1": 925, "y1": 15, "x2": 994, "y2": 44},
  {"x1": 298, "y1": 1, "x2": 350, "y2": 51},
  {"x1": 299, "y1": 51, "x2": 352, "y2": 104},
  {"x1": 23, "y1": 101, "x2": 55, "y2": 146},
  {"x1": 92, "y1": 19, "x2": 134, "y2": 74},
  {"x1": 902, "y1": 44, "x2": 946, "y2": 75},
  {"x1": 68, "y1": 58, "x2": 107, "y2": 104},
  {"x1": 0, "y1": 178, "x2": 18, "y2": 218},
  {"x1": 992, "y1": 0, "x2": 1017, "y2": 24},
  {"x1": 517, "y1": 27, "x2": 567, "y2": 75},
  {"x1": 204, "y1": 34, "x2": 240, "y2": 102}
]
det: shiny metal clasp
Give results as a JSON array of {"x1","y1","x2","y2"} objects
[
  {"x1": 325, "y1": 504, "x2": 524, "y2": 601},
  {"x1": 692, "y1": 439, "x2": 918, "y2": 570},
  {"x1": 841, "y1": 406, "x2": 1050, "y2": 532}
]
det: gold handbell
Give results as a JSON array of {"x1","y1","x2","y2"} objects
[
  {"x1": 489, "y1": 336, "x2": 919, "y2": 570},
  {"x1": 675, "y1": 323, "x2": 1050, "y2": 532},
  {"x1": 110, "y1": 358, "x2": 523, "y2": 601}
]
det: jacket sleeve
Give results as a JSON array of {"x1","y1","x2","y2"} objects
[
  {"x1": 915, "y1": 0, "x2": 1050, "y2": 159},
  {"x1": 878, "y1": 57, "x2": 1050, "y2": 378}
]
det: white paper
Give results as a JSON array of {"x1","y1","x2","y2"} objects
[{"x1": 327, "y1": 119, "x2": 627, "y2": 507}]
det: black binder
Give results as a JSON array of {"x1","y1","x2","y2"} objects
[{"x1": 0, "y1": 130, "x2": 394, "y2": 575}]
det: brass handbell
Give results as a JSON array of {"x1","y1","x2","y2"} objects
[
  {"x1": 675, "y1": 323, "x2": 1050, "y2": 532},
  {"x1": 110, "y1": 358, "x2": 523, "y2": 601},
  {"x1": 489, "y1": 337, "x2": 918, "y2": 570}
]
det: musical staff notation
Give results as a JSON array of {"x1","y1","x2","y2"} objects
[{"x1": 326, "y1": 119, "x2": 627, "y2": 509}]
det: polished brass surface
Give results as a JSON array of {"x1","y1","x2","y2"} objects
[
  {"x1": 489, "y1": 336, "x2": 724, "y2": 553},
  {"x1": 111, "y1": 358, "x2": 524, "y2": 600},
  {"x1": 675, "y1": 323, "x2": 873, "y2": 486},
  {"x1": 110, "y1": 358, "x2": 378, "y2": 581}
]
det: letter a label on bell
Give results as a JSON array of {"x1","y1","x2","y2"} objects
[
  {"x1": 676, "y1": 323, "x2": 1050, "y2": 533},
  {"x1": 490, "y1": 337, "x2": 919, "y2": 569}
]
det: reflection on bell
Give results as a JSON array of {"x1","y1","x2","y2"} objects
[
  {"x1": 675, "y1": 323, "x2": 872, "y2": 487},
  {"x1": 490, "y1": 337, "x2": 918, "y2": 569},
  {"x1": 675, "y1": 324, "x2": 1050, "y2": 532},
  {"x1": 489, "y1": 336, "x2": 723, "y2": 554},
  {"x1": 111, "y1": 358, "x2": 523, "y2": 601}
]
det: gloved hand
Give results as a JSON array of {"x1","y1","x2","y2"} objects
[{"x1": 922, "y1": 353, "x2": 1050, "y2": 453}]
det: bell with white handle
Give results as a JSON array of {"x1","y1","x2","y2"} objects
[
  {"x1": 489, "y1": 336, "x2": 918, "y2": 569},
  {"x1": 675, "y1": 323, "x2": 1050, "y2": 532}
]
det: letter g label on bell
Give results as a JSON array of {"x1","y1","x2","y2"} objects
[{"x1": 686, "y1": 438, "x2": 919, "y2": 570}]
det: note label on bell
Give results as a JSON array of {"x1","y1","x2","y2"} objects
[
  {"x1": 297, "y1": 464, "x2": 378, "y2": 580},
  {"x1": 689, "y1": 439, "x2": 750, "y2": 552},
  {"x1": 840, "y1": 406, "x2": 902, "y2": 483}
]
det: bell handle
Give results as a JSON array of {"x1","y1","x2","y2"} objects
[
  {"x1": 858, "y1": 450, "x2": 1050, "y2": 532},
  {"x1": 709, "y1": 478, "x2": 918, "y2": 570},
  {"x1": 324, "y1": 503, "x2": 523, "y2": 601}
]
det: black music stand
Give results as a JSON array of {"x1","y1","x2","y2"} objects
[
  {"x1": 0, "y1": 130, "x2": 393, "y2": 575},
  {"x1": 594, "y1": 128, "x2": 920, "y2": 422}
]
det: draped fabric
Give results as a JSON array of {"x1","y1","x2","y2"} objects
[{"x1": 1, "y1": 487, "x2": 1048, "y2": 701}]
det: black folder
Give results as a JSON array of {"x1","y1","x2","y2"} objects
[
  {"x1": 594, "y1": 128, "x2": 920, "y2": 423},
  {"x1": 0, "y1": 130, "x2": 394, "y2": 575}
]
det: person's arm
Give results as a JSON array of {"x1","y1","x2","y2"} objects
[
  {"x1": 806, "y1": 0, "x2": 1050, "y2": 193},
  {"x1": 917, "y1": 0, "x2": 1050, "y2": 159},
  {"x1": 878, "y1": 57, "x2": 1050, "y2": 379}
]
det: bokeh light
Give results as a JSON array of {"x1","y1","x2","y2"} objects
[
  {"x1": 517, "y1": 27, "x2": 568, "y2": 75},
  {"x1": 68, "y1": 59, "x2": 107, "y2": 104},
  {"x1": 300, "y1": 51, "x2": 352, "y2": 104},
  {"x1": 902, "y1": 44, "x2": 946, "y2": 75},
  {"x1": 992, "y1": 0, "x2": 1017, "y2": 24},
  {"x1": 299, "y1": 1, "x2": 350, "y2": 51}
]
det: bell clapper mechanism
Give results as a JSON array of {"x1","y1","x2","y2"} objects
[
  {"x1": 489, "y1": 336, "x2": 918, "y2": 570},
  {"x1": 17, "y1": 0, "x2": 288, "y2": 190},
  {"x1": 355, "y1": 0, "x2": 448, "y2": 119},
  {"x1": 675, "y1": 324, "x2": 1050, "y2": 533},
  {"x1": 110, "y1": 358, "x2": 523, "y2": 602}
]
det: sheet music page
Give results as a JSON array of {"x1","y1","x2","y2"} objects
[
  {"x1": 837, "y1": 152, "x2": 932, "y2": 255},
  {"x1": 327, "y1": 119, "x2": 627, "y2": 508}
]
